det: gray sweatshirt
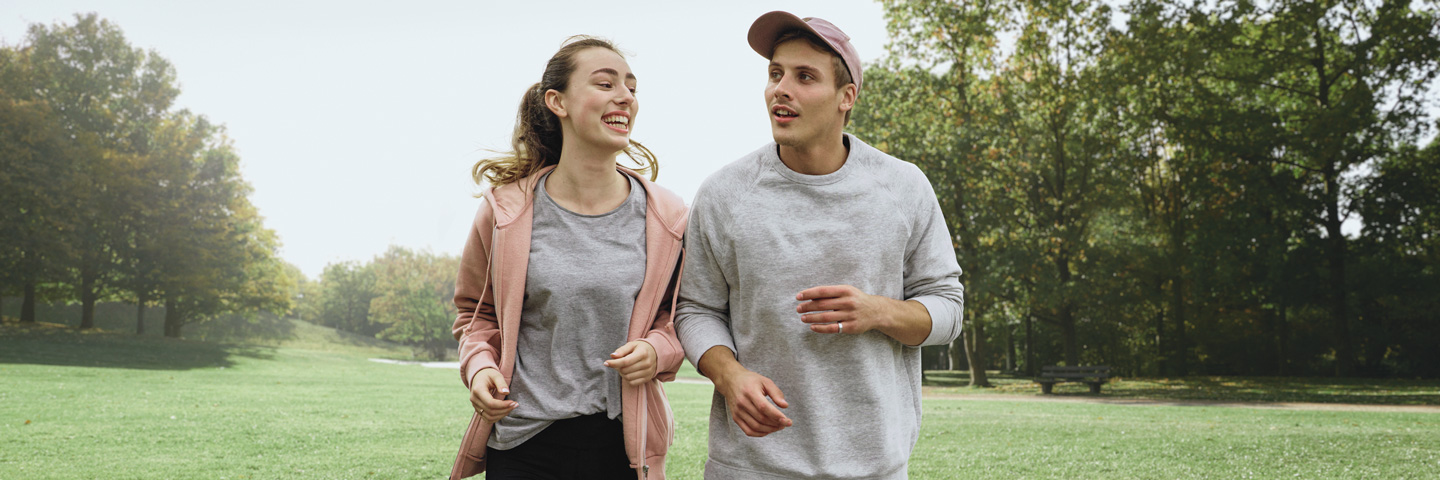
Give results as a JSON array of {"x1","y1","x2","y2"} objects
[{"x1": 675, "y1": 134, "x2": 965, "y2": 479}]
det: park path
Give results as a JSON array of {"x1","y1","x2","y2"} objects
[{"x1": 367, "y1": 359, "x2": 1436, "y2": 413}]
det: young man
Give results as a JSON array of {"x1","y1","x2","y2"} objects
[{"x1": 674, "y1": 11, "x2": 966, "y2": 480}]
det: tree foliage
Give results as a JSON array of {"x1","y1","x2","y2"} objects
[
  {"x1": 300, "y1": 246, "x2": 457, "y2": 360},
  {"x1": 0, "y1": 13, "x2": 292, "y2": 338},
  {"x1": 859, "y1": 0, "x2": 1440, "y2": 378}
]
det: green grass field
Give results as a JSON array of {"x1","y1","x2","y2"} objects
[{"x1": 3, "y1": 321, "x2": 1438, "y2": 479}]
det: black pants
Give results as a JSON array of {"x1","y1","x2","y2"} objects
[{"x1": 485, "y1": 413, "x2": 635, "y2": 480}]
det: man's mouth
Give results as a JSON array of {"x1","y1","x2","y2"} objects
[{"x1": 772, "y1": 106, "x2": 799, "y2": 119}]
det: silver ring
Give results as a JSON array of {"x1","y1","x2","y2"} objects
[{"x1": 837, "y1": 322, "x2": 843, "y2": 334}]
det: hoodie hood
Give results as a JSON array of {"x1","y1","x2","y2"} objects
[{"x1": 482, "y1": 165, "x2": 687, "y2": 239}]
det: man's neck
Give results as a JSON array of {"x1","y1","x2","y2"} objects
[{"x1": 777, "y1": 133, "x2": 849, "y2": 175}]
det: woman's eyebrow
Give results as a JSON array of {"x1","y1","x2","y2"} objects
[{"x1": 591, "y1": 68, "x2": 636, "y2": 81}]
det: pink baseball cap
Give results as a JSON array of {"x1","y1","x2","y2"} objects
[{"x1": 747, "y1": 11, "x2": 862, "y2": 95}]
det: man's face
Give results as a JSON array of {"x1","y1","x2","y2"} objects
[{"x1": 764, "y1": 40, "x2": 853, "y2": 148}]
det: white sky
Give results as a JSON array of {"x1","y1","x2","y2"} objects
[{"x1": 1, "y1": 1, "x2": 889, "y2": 280}]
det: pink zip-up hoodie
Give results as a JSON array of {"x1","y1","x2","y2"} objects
[{"x1": 449, "y1": 165, "x2": 688, "y2": 480}]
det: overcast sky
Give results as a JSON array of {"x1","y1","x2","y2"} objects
[{"x1": 1, "y1": 1, "x2": 891, "y2": 279}]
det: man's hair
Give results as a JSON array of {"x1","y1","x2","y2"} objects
[{"x1": 773, "y1": 30, "x2": 855, "y2": 125}]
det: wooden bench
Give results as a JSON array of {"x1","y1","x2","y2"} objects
[{"x1": 1035, "y1": 365, "x2": 1111, "y2": 394}]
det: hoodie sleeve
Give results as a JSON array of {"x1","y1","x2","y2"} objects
[
  {"x1": 452, "y1": 199, "x2": 501, "y2": 388},
  {"x1": 641, "y1": 256, "x2": 686, "y2": 382}
]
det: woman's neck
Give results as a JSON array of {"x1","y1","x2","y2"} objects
[{"x1": 545, "y1": 151, "x2": 630, "y2": 215}]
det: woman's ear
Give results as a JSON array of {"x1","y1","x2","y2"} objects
[{"x1": 545, "y1": 89, "x2": 567, "y2": 118}]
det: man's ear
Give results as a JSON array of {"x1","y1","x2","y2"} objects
[
  {"x1": 838, "y1": 83, "x2": 857, "y2": 114},
  {"x1": 545, "y1": 89, "x2": 567, "y2": 118}
]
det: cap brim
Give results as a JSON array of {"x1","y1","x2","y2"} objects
[{"x1": 747, "y1": 11, "x2": 816, "y2": 59}]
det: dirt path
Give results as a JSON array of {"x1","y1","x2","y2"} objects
[{"x1": 921, "y1": 388, "x2": 1440, "y2": 413}]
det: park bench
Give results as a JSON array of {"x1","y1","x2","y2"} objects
[{"x1": 1034, "y1": 365, "x2": 1111, "y2": 394}]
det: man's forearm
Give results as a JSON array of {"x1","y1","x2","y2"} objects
[
  {"x1": 695, "y1": 345, "x2": 744, "y2": 382},
  {"x1": 877, "y1": 298, "x2": 933, "y2": 346}
]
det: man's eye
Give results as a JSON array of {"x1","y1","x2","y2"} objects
[
  {"x1": 800, "y1": 73, "x2": 813, "y2": 81},
  {"x1": 599, "y1": 82, "x2": 613, "y2": 88}
]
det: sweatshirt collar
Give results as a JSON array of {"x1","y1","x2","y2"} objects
[{"x1": 767, "y1": 134, "x2": 862, "y2": 186}]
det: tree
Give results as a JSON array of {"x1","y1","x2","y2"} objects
[
  {"x1": 1124, "y1": 0, "x2": 1440, "y2": 376},
  {"x1": 0, "y1": 45, "x2": 78, "y2": 324},
  {"x1": 872, "y1": 0, "x2": 1128, "y2": 371},
  {"x1": 369, "y1": 246, "x2": 459, "y2": 360},
  {"x1": 312, "y1": 261, "x2": 382, "y2": 336},
  {"x1": 155, "y1": 131, "x2": 293, "y2": 338},
  {"x1": 22, "y1": 13, "x2": 180, "y2": 329}
]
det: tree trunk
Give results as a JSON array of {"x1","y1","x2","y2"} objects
[
  {"x1": 1059, "y1": 305, "x2": 1079, "y2": 366},
  {"x1": 948, "y1": 339, "x2": 964, "y2": 371},
  {"x1": 1005, "y1": 323, "x2": 1016, "y2": 373},
  {"x1": 1323, "y1": 170, "x2": 1351, "y2": 377},
  {"x1": 21, "y1": 283, "x2": 36, "y2": 323},
  {"x1": 163, "y1": 296, "x2": 182, "y2": 338},
  {"x1": 79, "y1": 267, "x2": 96, "y2": 329},
  {"x1": 1277, "y1": 302, "x2": 1290, "y2": 376},
  {"x1": 1155, "y1": 305, "x2": 1167, "y2": 377},
  {"x1": 1170, "y1": 272, "x2": 1189, "y2": 376},
  {"x1": 135, "y1": 290, "x2": 148, "y2": 335},
  {"x1": 966, "y1": 317, "x2": 992, "y2": 387},
  {"x1": 1261, "y1": 304, "x2": 1279, "y2": 376},
  {"x1": 1023, "y1": 312, "x2": 1036, "y2": 377}
]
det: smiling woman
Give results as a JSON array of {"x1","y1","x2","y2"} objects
[
  {"x1": 447, "y1": 36, "x2": 690, "y2": 480},
  {"x1": 470, "y1": 36, "x2": 656, "y2": 188}
]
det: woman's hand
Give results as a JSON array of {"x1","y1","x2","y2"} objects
[
  {"x1": 605, "y1": 340, "x2": 658, "y2": 386},
  {"x1": 469, "y1": 368, "x2": 518, "y2": 423}
]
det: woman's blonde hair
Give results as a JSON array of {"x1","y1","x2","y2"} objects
[{"x1": 473, "y1": 36, "x2": 658, "y2": 187}]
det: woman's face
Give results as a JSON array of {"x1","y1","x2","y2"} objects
[{"x1": 549, "y1": 47, "x2": 638, "y2": 156}]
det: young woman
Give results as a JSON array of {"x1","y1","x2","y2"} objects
[{"x1": 448, "y1": 37, "x2": 687, "y2": 480}]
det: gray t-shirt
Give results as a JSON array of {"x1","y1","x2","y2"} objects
[
  {"x1": 489, "y1": 172, "x2": 647, "y2": 449},
  {"x1": 675, "y1": 135, "x2": 964, "y2": 479}
]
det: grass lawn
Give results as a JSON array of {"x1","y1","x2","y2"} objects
[{"x1": 3, "y1": 322, "x2": 1438, "y2": 479}]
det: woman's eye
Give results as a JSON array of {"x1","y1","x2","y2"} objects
[
  {"x1": 769, "y1": 71, "x2": 781, "y2": 80},
  {"x1": 628, "y1": 87, "x2": 637, "y2": 94},
  {"x1": 599, "y1": 82, "x2": 613, "y2": 88}
]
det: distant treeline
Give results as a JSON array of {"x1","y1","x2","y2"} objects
[
  {"x1": 292, "y1": 246, "x2": 459, "y2": 360},
  {"x1": 855, "y1": 0, "x2": 1440, "y2": 379},
  {"x1": 1, "y1": 14, "x2": 295, "y2": 338}
]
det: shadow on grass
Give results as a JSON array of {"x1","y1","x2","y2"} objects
[
  {"x1": 923, "y1": 370, "x2": 1440, "y2": 406},
  {"x1": 0, "y1": 321, "x2": 274, "y2": 370}
]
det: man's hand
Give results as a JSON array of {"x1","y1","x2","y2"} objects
[
  {"x1": 796, "y1": 285, "x2": 932, "y2": 345},
  {"x1": 605, "y1": 340, "x2": 658, "y2": 386},
  {"x1": 469, "y1": 368, "x2": 518, "y2": 423},
  {"x1": 697, "y1": 346, "x2": 793, "y2": 437}
]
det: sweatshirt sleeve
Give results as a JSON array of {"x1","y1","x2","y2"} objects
[
  {"x1": 673, "y1": 190, "x2": 739, "y2": 369},
  {"x1": 902, "y1": 171, "x2": 965, "y2": 347}
]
